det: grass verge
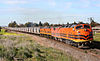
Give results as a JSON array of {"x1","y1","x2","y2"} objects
[
  {"x1": 0, "y1": 34, "x2": 78, "y2": 61},
  {"x1": 0, "y1": 29, "x2": 23, "y2": 36},
  {"x1": 93, "y1": 33, "x2": 100, "y2": 42}
]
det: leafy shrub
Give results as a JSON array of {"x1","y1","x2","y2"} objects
[{"x1": 0, "y1": 35, "x2": 78, "y2": 61}]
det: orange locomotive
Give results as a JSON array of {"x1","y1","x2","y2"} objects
[{"x1": 40, "y1": 24, "x2": 93, "y2": 47}]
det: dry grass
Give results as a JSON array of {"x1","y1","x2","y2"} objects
[
  {"x1": 93, "y1": 33, "x2": 100, "y2": 41},
  {"x1": 0, "y1": 34, "x2": 78, "y2": 61}
]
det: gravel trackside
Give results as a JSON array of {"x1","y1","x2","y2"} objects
[{"x1": 25, "y1": 34, "x2": 100, "y2": 61}]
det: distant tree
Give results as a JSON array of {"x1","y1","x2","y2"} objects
[
  {"x1": 67, "y1": 22, "x2": 69, "y2": 25},
  {"x1": 78, "y1": 21, "x2": 84, "y2": 24},
  {"x1": 43, "y1": 22, "x2": 49, "y2": 26},
  {"x1": 0, "y1": 26, "x2": 1, "y2": 31},
  {"x1": 8, "y1": 21, "x2": 18, "y2": 27},
  {"x1": 53, "y1": 24, "x2": 60, "y2": 27},
  {"x1": 19, "y1": 24, "x2": 25, "y2": 27},
  {"x1": 50, "y1": 24, "x2": 53, "y2": 26},
  {"x1": 39, "y1": 21, "x2": 43, "y2": 26},
  {"x1": 33, "y1": 23, "x2": 38, "y2": 27},
  {"x1": 73, "y1": 21, "x2": 77, "y2": 24},
  {"x1": 86, "y1": 22, "x2": 89, "y2": 24},
  {"x1": 58, "y1": 24, "x2": 61, "y2": 26},
  {"x1": 25, "y1": 22, "x2": 33, "y2": 27},
  {"x1": 89, "y1": 17, "x2": 100, "y2": 27}
]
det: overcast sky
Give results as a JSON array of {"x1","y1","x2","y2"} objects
[{"x1": 0, "y1": 0, "x2": 100, "y2": 26}]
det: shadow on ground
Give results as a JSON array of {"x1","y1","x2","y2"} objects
[
  {"x1": 91, "y1": 41, "x2": 100, "y2": 49},
  {"x1": 80, "y1": 41, "x2": 100, "y2": 50}
]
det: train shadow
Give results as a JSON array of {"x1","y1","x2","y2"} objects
[
  {"x1": 80, "y1": 47, "x2": 91, "y2": 50},
  {"x1": 91, "y1": 41, "x2": 100, "y2": 49},
  {"x1": 80, "y1": 41, "x2": 100, "y2": 50}
]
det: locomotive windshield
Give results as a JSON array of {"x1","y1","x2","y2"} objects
[
  {"x1": 76, "y1": 24, "x2": 90, "y2": 29},
  {"x1": 84, "y1": 25, "x2": 90, "y2": 29},
  {"x1": 76, "y1": 25, "x2": 83, "y2": 29}
]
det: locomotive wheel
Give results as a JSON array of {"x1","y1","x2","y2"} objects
[
  {"x1": 55, "y1": 37, "x2": 58, "y2": 40},
  {"x1": 64, "y1": 40, "x2": 70, "y2": 44},
  {"x1": 49, "y1": 35, "x2": 52, "y2": 39},
  {"x1": 59, "y1": 38, "x2": 63, "y2": 42},
  {"x1": 47, "y1": 35, "x2": 50, "y2": 38},
  {"x1": 52, "y1": 37, "x2": 55, "y2": 40}
]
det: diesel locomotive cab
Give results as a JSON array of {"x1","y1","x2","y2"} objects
[
  {"x1": 73, "y1": 24, "x2": 93, "y2": 46},
  {"x1": 75, "y1": 24, "x2": 93, "y2": 41}
]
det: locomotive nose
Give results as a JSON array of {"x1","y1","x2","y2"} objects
[
  {"x1": 83, "y1": 29, "x2": 93, "y2": 40},
  {"x1": 84, "y1": 29, "x2": 87, "y2": 31},
  {"x1": 76, "y1": 28, "x2": 93, "y2": 40},
  {"x1": 84, "y1": 29, "x2": 90, "y2": 35}
]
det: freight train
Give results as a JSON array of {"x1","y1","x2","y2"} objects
[{"x1": 5, "y1": 24, "x2": 93, "y2": 48}]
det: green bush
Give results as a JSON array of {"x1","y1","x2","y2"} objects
[{"x1": 0, "y1": 35, "x2": 78, "y2": 61}]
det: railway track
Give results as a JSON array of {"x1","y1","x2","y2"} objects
[
  {"x1": 39, "y1": 31, "x2": 100, "y2": 59},
  {"x1": 86, "y1": 49, "x2": 100, "y2": 58},
  {"x1": 6, "y1": 29, "x2": 100, "y2": 61},
  {"x1": 81, "y1": 44, "x2": 100, "y2": 59}
]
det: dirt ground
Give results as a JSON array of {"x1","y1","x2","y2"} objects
[{"x1": 14, "y1": 31, "x2": 100, "y2": 61}]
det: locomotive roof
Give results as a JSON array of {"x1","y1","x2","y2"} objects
[
  {"x1": 62, "y1": 24, "x2": 77, "y2": 28},
  {"x1": 41, "y1": 23, "x2": 89, "y2": 29},
  {"x1": 62, "y1": 23, "x2": 89, "y2": 28},
  {"x1": 41, "y1": 26, "x2": 51, "y2": 29}
]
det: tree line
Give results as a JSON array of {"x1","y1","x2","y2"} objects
[
  {"x1": 8, "y1": 21, "x2": 50, "y2": 27},
  {"x1": 0, "y1": 26, "x2": 1, "y2": 31},
  {"x1": 8, "y1": 17, "x2": 100, "y2": 27}
]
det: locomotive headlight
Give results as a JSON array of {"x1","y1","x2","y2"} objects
[
  {"x1": 77, "y1": 31, "x2": 80, "y2": 34},
  {"x1": 90, "y1": 41, "x2": 92, "y2": 43}
]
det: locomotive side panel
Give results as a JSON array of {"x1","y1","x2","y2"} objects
[
  {"x1": 40, "y1": 27, "x2": 51, "y2": 35},
  {"x1": 51, "y1": 24, "x2": 93, "y2": 43}
]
